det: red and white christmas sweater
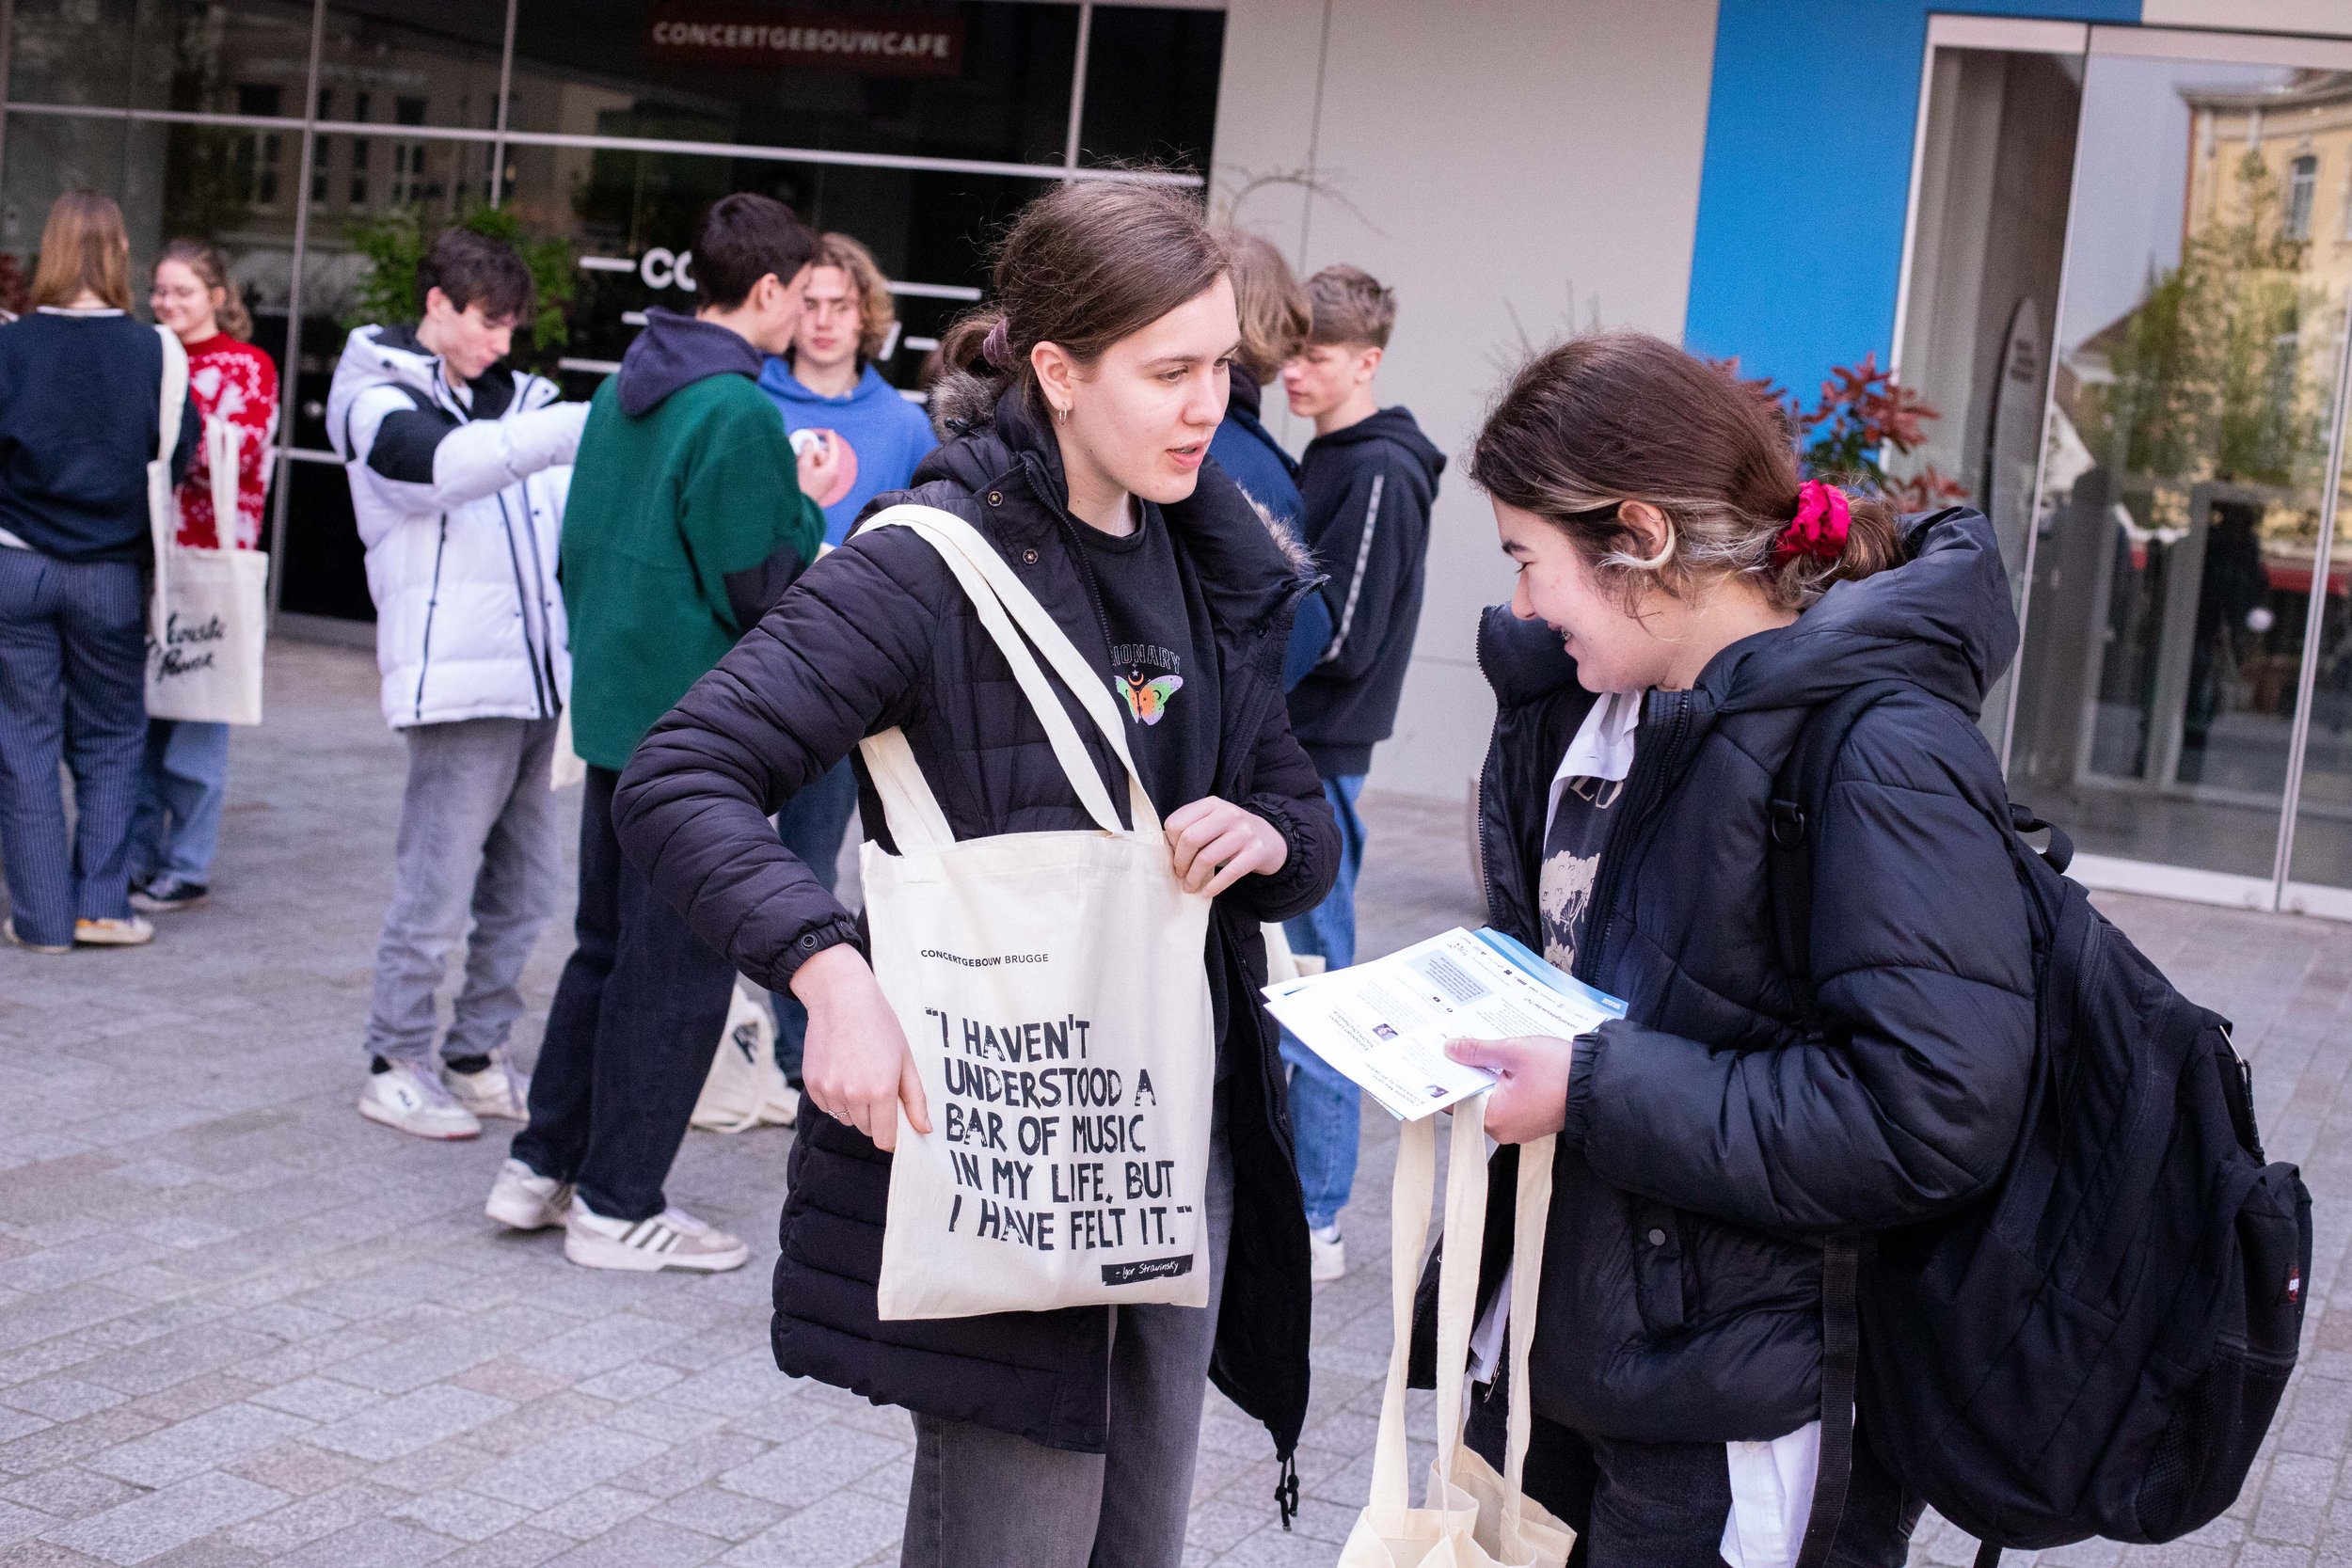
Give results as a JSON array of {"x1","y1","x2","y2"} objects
[{"x1": 174, "y1": 333, "x2": 280, "y2": 550}]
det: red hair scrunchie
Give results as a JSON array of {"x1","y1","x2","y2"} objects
[{"x1": 1772, "y1": 480, "x2": 1851, "y2": 567}]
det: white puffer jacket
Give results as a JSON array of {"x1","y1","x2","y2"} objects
[{"x1": 326, "y1": 324, "x2": 588, "y2": 729}]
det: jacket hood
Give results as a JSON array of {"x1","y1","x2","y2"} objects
[
  {"x1": 1708, "y1": 506, "x2": 2016, "y2": 719},
  {"x1": 759, "y1": 357, "x2": 898, "y2": 410},
  {"x1": 1307, "y1": 405, "x2": 1446, "y2": 487},
  {"x1": 326, "y1": 323, "x2": 520, "y2": 457},
  {"x1": 617, "y1": 308, "x2": 763, "y2": 417},
  {"x1": 906, "y1": 376, "x2": 1315, "y2": 627},
  {"x1": 1481, "y1": 507, "x2": 2017, "y2": 719}
]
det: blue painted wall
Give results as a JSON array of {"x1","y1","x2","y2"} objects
[{"x1": 1682, "y1": 0, "x2": 2139, "y2": 404}]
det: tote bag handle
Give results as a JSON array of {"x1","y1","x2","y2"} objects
[
  {"x1": 1368, "y1": 1101, "x2": 1491, "y2": 1519},
  {"x1": 206, "y1": 417, "x2": 241, "y2": 552},
  {"x1": 1365, "y1": 1106, "x2": 1559, "y2": 1556},
  {"x1": 147, "y1": 325, "x2": 189, "y2": 646},
  {"x1": 857, "y1": 504, "x2": 1158, "y2": 853}
]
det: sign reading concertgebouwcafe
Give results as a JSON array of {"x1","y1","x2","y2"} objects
[{"x1": 645, "y1": 7, "x2": 964, "y2": 75}]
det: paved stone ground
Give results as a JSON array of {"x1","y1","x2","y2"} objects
[{"x1": 0, "y1": 641, "x2": 2343, "y2": 1568}]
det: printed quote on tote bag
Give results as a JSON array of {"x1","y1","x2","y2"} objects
[{"x1": 857, "y1": 505, "x2": 1217, "y2": 1320}]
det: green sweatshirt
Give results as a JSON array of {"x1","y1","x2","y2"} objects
[{"x1": 562, "y1": 366, "x2": 823, "y2": 771}]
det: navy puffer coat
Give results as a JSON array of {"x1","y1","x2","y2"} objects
[
  {"x1": 612, "y1": 373, "x2": 1337, "y2": 1462},
  {"x1": 1475, "y1": 507, "x2": 2036, "y2": 1444}
]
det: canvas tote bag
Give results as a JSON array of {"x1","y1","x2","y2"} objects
[
  {"x1": 147, "y1": 348, "x2": 268, "y2": 726},
  {"x1": 691, "y1": 979, "x2": 801, "y2": 1133},
  {"x1": 1341, "y1": 1098, "x2": 1575, "y2": 1568},
  {"x1": 858, "y1": 504, "x2": 1217, "y2": 1321}
]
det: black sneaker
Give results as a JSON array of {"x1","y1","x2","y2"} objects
[{"x1": 130, "y1": 875, "x2": 209, "y2": 913}]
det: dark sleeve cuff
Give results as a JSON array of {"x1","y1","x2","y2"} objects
[
  {"x1": 763, "y1": 913, "x2": 863, "y2": 992},
  {"x1": 1231, "y1": 790, "x2": 1335, "y2": 923},
  {"x1": 1561, "y1": 1023, "x2": 1610, "y2": 1149}
]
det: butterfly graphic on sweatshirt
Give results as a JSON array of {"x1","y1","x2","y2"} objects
[{"x1": 1117, "y1": 671, "x2": 1184, "y2": 726}]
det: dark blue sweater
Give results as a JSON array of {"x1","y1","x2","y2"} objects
[{"x1": 0, "y1": 309, "x2": 199, "y2": 563}]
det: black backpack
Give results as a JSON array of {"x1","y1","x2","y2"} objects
[{"x1": 1770, "y1": 681, "x2": 2313, "y2": 1568}]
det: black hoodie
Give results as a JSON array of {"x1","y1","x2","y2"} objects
[{"x1": 1286, "y1": 406, "x2": 1448, "y2": 777}]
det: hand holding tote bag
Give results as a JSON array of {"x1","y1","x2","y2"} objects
[
  {"x1": 147, "y1": 334, "x2": 268, "y2": 726},
  {"x1": 858, "y1": 504, "x2": 1218, "y2": 1321},
  {"x1": 1341, "y1": 1099, "x2": 1575, "y2": 1568}
]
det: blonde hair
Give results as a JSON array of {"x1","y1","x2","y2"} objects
[
  {"x1": 31, "y1": 192, "x2": 131, "y2": 311},
  {"x1": 1306, "y1": 262, "x2": 1394, "y2": 350},
  {"x1": 157, "y1": 239, "x2": 250, "y2": 340},
  {"x1": 1220, "y1": 229, "x2": 1309, "y2": 383},
  {"x1": 811, "y1": 231, "x2": 898, "y2": 365}
]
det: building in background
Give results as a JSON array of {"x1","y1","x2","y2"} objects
[{"x1": 13, "y1": 0, "x2": 2352, "y2": 925}]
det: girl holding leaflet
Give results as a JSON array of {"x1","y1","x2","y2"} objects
[{"x1": 1442, "y1": 331, "x2": 2035, "y2": 1568}]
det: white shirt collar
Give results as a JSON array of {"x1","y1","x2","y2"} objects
[{"x1": 1545, "y1": 688, "x2": 1644, "y2": 836}]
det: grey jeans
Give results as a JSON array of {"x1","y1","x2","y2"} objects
[
  {"x1": 900, "y1": 1101, "x2": 1236, "y2": 1568},
  {"x1": 362, "y1": 716, "x2": 564, "y2": 1068}
]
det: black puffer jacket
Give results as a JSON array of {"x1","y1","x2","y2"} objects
[
  {"x1": 612, "y1": 374, "x2": 1337, "y2": 1462},
  {"x1": 1470, "y1": 507, "x2": 2036, "y2": 1444}
]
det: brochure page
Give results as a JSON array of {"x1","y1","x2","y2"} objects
[{"x1": 1263, "y1": 927, "x2": 1628, "y2": 1121}]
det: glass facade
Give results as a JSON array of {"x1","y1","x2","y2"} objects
[
  {"x1": 1898, "y1": 24, "x2": 2352, "y2": 919},
  {"x1": 0, "y1": 0, "x2": 1221, "y2": 626}
]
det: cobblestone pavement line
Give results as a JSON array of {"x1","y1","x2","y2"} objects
[{"x1": 0, "y1": 642, "x2": 2344, "y2": 1567}]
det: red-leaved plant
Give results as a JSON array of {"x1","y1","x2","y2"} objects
[{"x1": 1725, "y1": 353, "x2": 1970, "y2": 512}]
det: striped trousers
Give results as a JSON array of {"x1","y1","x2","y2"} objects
[{"x1": 0, "y1": 546, "x2": 147, "y2": 945}]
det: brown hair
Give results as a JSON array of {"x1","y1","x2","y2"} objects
[
  {"x1": 31, "y1": 191, "x2": 132, "y2": 312},
  {"x1": 810, "y1": 231, "x2": 897, "y2": 365},
  {"x1": 417, "y1": 228, "x2": 534, "y2": 323},
  {"x1": 939, "y1": 181, "x2": 1227, "y2": 404},
  {"x1": 1306, "y1": 262, "x2": 1394, "y2": 350},
  {"x1": 157, "y1": 239, "x2": 250, "y2": 341},
  {"x1": 1470, "y1": 331, "x2": 1904, "y2": 613},
  {"x1": 1220, "y1": 229, "x2": 1309, "y2": 382}
]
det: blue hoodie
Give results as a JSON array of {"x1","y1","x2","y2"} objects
[{"x1": 755, "y1": 359, "x2": 938, "y2": 545}]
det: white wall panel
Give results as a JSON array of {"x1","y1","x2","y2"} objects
[{"x1": 1211, "y1": 0, "x2": 1719, "y2": 800}]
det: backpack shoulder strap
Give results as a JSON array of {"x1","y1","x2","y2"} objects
[
  {"x1": 1767, "y1": 679, "x2": 1912, "y2": 1035},
  {"x1": 1768, "y1": 679, "x2": 1908, "y2": 1568}
]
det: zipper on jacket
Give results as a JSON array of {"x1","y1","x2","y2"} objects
[
  {"x1": 413, "y1": 516, "x2": 449, "y2": 721},
  {"x1": 1572, "y1": 689, "x2": 1693, "y2": 988},
  {"x1": 494, "y1": 487, "x2": 550, "y2": 721}
]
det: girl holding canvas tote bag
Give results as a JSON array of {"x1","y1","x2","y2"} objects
[
  {"x1": 614, "y1": 182, "x2": 1338, "y2": 1568},
  {"x1": 130, "y1": 241, "x2": 279, "y2": 913},
  {"x1": 1417, "y1": 334, "x2": 2033, "y2": 1568}
]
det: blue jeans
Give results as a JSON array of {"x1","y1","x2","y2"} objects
[
  {"x1": 0, "y1": 548, "x2": 146, "y2": 945},
  {"x1": 361, "y1": 717, "x2": 564, "y2": 1068},
  {"x1": 770, "y1": 757, "x2": 860, "y2": 1085},
  {"x1": 130, "y1": 718, "x2": 230, "y2": 883},
  {"x1": 1279, "y1": 773, "x2": 1367, "y2": 1231}
]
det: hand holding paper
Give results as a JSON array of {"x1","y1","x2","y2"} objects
[
  {"x1": 1263, "y1": 927, "x2": 1626, "y2": 1121},
  {"x1": 1445, "y1": 1036, "x2": 1577, "y2": 1144}
]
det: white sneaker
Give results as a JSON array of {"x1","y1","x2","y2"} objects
[
  {"x1": 1310, "y1": 1224, "x2": 1346, "y2": 1283},
  {"x1": 564, "y1": 1199, "x2": 749, "y2": 1274},
  {"x1": 485, "y1": 1159, "x2": 573, "y2": 1230},
  {"x1": 448, "y1": 1052, "x2": 531, "y2": 1121},
  {"x1": 73, "y1": 916, "x2": 154, "y2": 947},
  {"x1": 358, "y1": 1063, "x2": 482, "y2": 1140}
]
